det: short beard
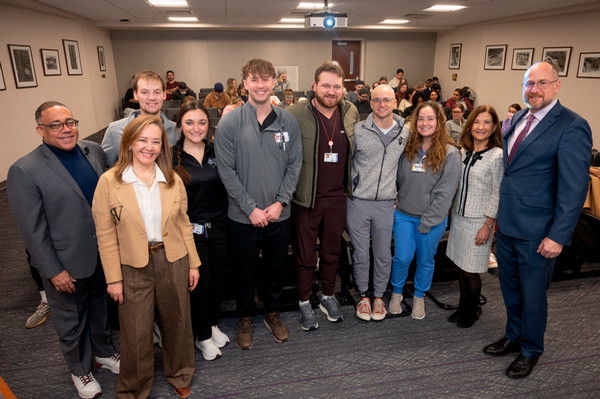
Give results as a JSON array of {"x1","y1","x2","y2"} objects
[{"x1": 314, "y1": 92, "x2": 341, "y2": 110}]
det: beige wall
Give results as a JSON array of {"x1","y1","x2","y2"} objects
[
  {"x1": 0, "y1": 4, "x2": 119, "y2": 181},
  {"x1": 110, "y1": 30, "x2": 436, "y2": 97},
  {"x1": 433, "y1": 9, "x2": 600, "y2": 146}
]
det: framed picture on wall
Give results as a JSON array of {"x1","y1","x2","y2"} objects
[
  {"x1": 577, "y1": 52, "x2": 600, "y2": 78},
  {"x1": 484, "y1": 45, "x2": 507, "y2": 70},
  {"x1": 97, "y1": 46, "x2": 106, "y2": 71},
  {"x1": 7, "y1": 44, "x2": 37, "y2": 88},
  {"x1": 63, "y1": 39, "x2": 83, "y2": 75},
  {"x1": 542, "y1": 47, "x2": 572, "y2": 77},
  {"x1": 40, "y1": 48, "x2": 61, "y2": 76},
  {"x1": 449, "y1": 43, "x2": 461, "y2": 69},
  {"x1": 511, "y1": 48, "x2": 534, "y2": 70},
  {"x1": 0, "y1": 63, "x2": 6, "y2": 91}
]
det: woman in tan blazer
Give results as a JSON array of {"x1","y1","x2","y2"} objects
[{"x1": 92, "y1": 115, "x2": 200, "y2": 399}]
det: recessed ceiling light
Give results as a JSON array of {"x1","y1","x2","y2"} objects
[
  {"x1": 297, "y1": 2, "x2": 334, "y2": 9},
  {"x1": 423, "y1": 5, "x2": 467, "y2": 12},
  {"x1": 168, "y1": 16, "x2": 198, "y2": 22},
  {"x1": 381, "y1": 19, "x2": 409, "y2": 24},
  {"x1": 148, "y1": 0, "x2": 189, "y2": 8},
  {"x1": 280, "y1": 18, "x2": 305, "y2": 23}
]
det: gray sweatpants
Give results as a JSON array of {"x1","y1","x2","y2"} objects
[{"x1": 346, "y1": 197, "x2": 395, "y2": 297}]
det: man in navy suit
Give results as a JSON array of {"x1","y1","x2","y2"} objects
[
  {"x1": 483, "y1": 62, "x2": 592, "y2": 378},
  {"x1": 8, "y1": 102, "x2": 119, "y2": 398}
]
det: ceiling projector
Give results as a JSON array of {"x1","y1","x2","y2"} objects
[{"x1": 305, "y1": 12, "x2": 348, "y2": 28}]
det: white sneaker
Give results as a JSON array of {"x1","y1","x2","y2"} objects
[
  {"x1": 211, "y1": 325, "x2": 230, "y2": 348},
  {"x1": 195, "y1": 338, "x2": 222, "y2": 361},
  {"x1": 71, "y1": 373, "x2": 102, "y2": 399},
  {"x1": 94, "y1": 353, "x2": 120, "y2": 374}
]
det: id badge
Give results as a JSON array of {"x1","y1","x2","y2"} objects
[
  {"x1": 192, "y1": 223, "x2": 205, "y2": 235},
  {"x1": 324, "y1": 152, "x2": 339, "y2": 163},
  {"x1": 412, "y1": 163, "x2": 425, "y2": 172}
]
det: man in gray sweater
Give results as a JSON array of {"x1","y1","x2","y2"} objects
[
  {"x1": 215, "y1": 58, "x2": 302, "y2": 350},
  {"x1": 347, "y1": 85, "x2": 409, "y2": 321}
]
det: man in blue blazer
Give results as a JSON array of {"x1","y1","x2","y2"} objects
[
  {"x1": 483, "y1": 62, "x2": 592, "y2": 378},
  {"x1": 8, "y1": 102, "x2": 119, "y2": 398}
]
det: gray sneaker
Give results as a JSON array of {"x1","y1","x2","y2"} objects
[
  {"x1": 26, "y1": 300, "x2": 50, "y2": 329},
  {"x1": 319, "y1": 296, "x2": 344, "y2": 322},
  {"x1": 299, "y1": 301, "x2": 319, "y2": 331}
]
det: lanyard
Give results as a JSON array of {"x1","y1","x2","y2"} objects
[{"x1": 316, "y1": 106, "x2": 339, "y2": 153}]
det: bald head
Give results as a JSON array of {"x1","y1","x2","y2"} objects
[
  {"x1": 370, "y1": 84, "x2": 397, "y2": 123},
  {"x1": 523, "y1": 61, "x2": 561, "y2": 112}
]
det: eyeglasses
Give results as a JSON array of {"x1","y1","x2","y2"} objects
[
  {"x1": 521, "y1": 79, "x2": 558, "y2": 90},
  {"x1": 372, "y1": 98, "x2": 394, "y2": 104},
  {"x1": 38, "y1": 119, "x2": 79, "y2": 132}
]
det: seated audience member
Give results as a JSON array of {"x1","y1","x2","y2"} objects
[
  {"x1": 397, "y1": 83, "x2": 413, "y2": 113},
  {"x1": 431, "y1": 82, "x2": 442, "y2": 101},
  {"x1": 279, "y1": 89, "x2": 297, "y2": 108},
  {"x1": 165, "y1": 70, "x2": 178, "y2": 101},
  {"x1": 388, "y1": 68, "x2": 404, "y2": 89},
  {"x1": 172, "y1": 82, "x2": 196, "y2": 102},
  {"x1": 429, "y1": 90, "x2": 442, "y2": 105},
  {"x1": 445, "y1": 88, "x2": 473, "y2": 111},
  {"x1": 422, "y1": 78, "x2": 434, "y2": 100},
  {"x1": 183, "y1": 95, "x2": 197, "y2": 105},
  {"x1": 222, "y1": 95, "x2": 243, "y2": 116},
  {"x1": 501, "y1": 103, "x2": 522, "y2": 135},
  {"x1": 122, "y1": 76, "x2": 139, "y2": 112},
  {"x1": 372, "y1": 81, "x2": 380, "y2": 91},
  {"x1": 204, "y1": 83, "x2": 231, "y2": 115},
  {"x1": 225, "y1": 78, "x2": 237, "y2": 99},
  {"x1": 353, "y1": 87, "x2": 372, "y2": 114},
  {"x1": 378, "y1": 76, "x2": 388, "y2": 85},
  {"x1": 345, "y1": 80, "x2": 365, "y2": 103},
  {"x1": 402, "y1": 91, "x2": 425, "y2": 119},
  {"x1": 237, "y1": 83, "x2": 248, "y2": 103},
  {"x1": 275, "y1": 69, "x2": 290, "y2": 92},
  {"x1": 447, "y1": 104, "x2": 466, "y2": 143}
]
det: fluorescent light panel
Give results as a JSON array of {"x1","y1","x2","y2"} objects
[
  {"x1": 381, "y1": 19, "x2": 409, "y2": 24},
  {"x1": 280, "y1": 18, "x2": 305, "y2": 23},
  {"x1": 297, "y1": 2, "x2": 334, "y2": 9},
  {"x1": 168, "y1": 16, "x2": 198, "y2": 22},
  {"x1": 424, "y1": 5, "x2": 467, "y2": 12},
  {"x1": 148, "y1": 0, "x2": 189, "y2": 7}
]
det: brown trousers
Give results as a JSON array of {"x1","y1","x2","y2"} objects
[{"x1": 117, "y1": 249, "x2": 195, "y2": 399}]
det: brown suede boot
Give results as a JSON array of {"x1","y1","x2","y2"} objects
[
  {"x1": 236, "y1": 317, "x2": 253, "y2": 350},
  {"x1": 264, "y1": 312, "x2": 289, "y2": 343}
]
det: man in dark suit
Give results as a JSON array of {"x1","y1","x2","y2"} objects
[
  {"x1": 7, "y1": 101, "x2": 119, "y2": 398},
  {"x1": 483, "y1": 62, "x2": 592, "y2": 378}
]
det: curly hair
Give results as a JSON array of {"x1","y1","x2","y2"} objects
[{"x1": 404, "y1": 101, "x2": 457, "y2": 173}]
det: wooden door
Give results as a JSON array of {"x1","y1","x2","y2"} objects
[{"x1": 332, "y1": 40, "x2": 361, "y2": 92}]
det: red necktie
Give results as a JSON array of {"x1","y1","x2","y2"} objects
[{"x1": 507, "y1": 114, "x2": 534, "y2": 165}]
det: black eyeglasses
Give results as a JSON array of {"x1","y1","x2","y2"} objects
[{"x1": 38, "y1": 119, "x2": 79, "y2": 132}]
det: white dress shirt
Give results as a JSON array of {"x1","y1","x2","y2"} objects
[
  {"x1": 507, "y1": 99, "x2": 557, "y2": 155},
  {"x1": 122, "y1": 164, "x2": 166, "y2": 243}
]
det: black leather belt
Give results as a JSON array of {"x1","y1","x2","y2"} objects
[{"x1": 148, "y1": 242, "x2": 165, "y2": 255}]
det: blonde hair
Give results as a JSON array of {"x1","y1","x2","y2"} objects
[{"x1": 114, "y1": 115, "x2": 175, "y2": 186}]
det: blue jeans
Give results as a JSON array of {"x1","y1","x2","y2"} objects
[{"x1": 391, "y1": 210, "x2": 447, "y2": 298}]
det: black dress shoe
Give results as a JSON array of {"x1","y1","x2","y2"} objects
[
  {"x1": 483, "y1": 337, "x2": 520, "y2": 356},
  {"x1": 506, "y1": 354, "x2": 538, "y2": 379}
]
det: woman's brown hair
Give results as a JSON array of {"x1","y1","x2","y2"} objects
[
  {"x1": 404, "y1": 101, "x2": 457, "y2": 173},
  {"x1": 459, "y1": 105, "x2": 503, "y2": 151},
  {"x1": 114, "y1": 115, "x2": 175, "y2": 187}
]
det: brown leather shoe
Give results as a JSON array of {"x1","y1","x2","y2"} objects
[
  {"x1": 174, "y1": 386, "x2": 191, "y2": 398},
  {"x1": 264, "y1": 312, "x2": 289, "y2": 343},
  {"x1": 236, "y1": 317, "x2": 253, "y2": 350}
]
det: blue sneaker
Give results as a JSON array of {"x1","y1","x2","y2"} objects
[
  {"x1": 299, "y1": 301, "x2": 319, "y2": 331},
  {"x1": 319, "y1": 295, "x2": 344, "y2": 322}
]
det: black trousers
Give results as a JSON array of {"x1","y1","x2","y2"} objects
[
  {"x1": 230, "y1": 218, "x2": 291, "y2": 317},
  {"x1": 190, "y1": 218, "x2": 229, "y2": 341}
]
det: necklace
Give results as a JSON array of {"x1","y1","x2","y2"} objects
[{"x1": 132, "y1": 167, "x2": 156, "y2": 188}]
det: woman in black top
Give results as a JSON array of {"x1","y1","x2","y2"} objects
[{"x1": 172, "y1": 100, "x2": 230, "y2": 361}]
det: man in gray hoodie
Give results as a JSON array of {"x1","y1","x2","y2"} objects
[{"x1": 347, "y1": 85, "x2": 409, "y2": 322}]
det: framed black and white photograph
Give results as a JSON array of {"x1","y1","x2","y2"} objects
[
  {"x1": 542, "y1": 47, "x2": 572, "y2": 77},
  {"x1": 97, "y1": 46, "x2": 106, "y2": 71},
  {"x1": 449, "y1": 43, "x2": 461, "y2": 69},
  {"x1": 7, "y1": 44, "x2": 37, "y2": 88},
  {"x1": 577, "y1": 52, "x2": 600, "y2": 79},
  {"x1": 63, "y1": 39, "x2": 82, "y2": 75},
  {"x1": 40, "y1": 48, "x2": 61, "y2": 76},
  {"x1": 484, "y1": 45, "x2": 507, "y2": 70},
  {"x1": 0, "y1": 63, "x2": 6, "y2": 91},
  {"x1": 511, "y1": 48, "x2": 534, "y2": 70}
]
